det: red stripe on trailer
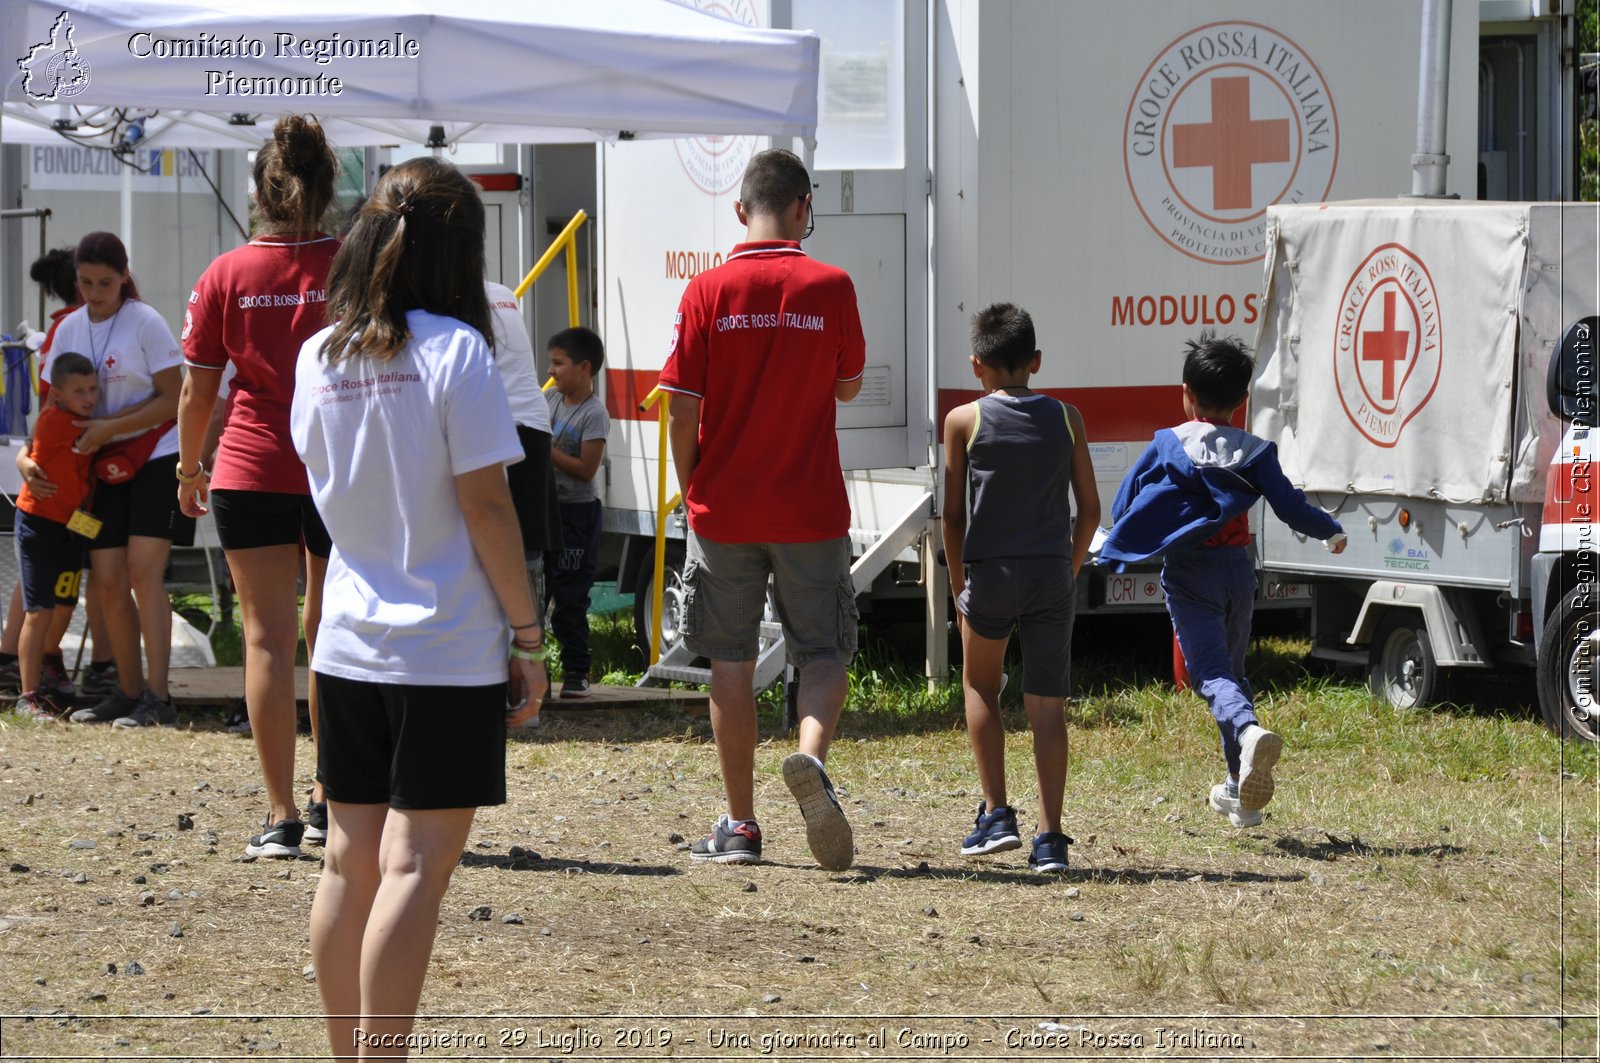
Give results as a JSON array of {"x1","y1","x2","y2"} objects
[
  {"x1": 605, "y1": 368, "x2": 661, "y2": 420},
  {"x1": 604, "y1": 371, "x2": 1230, "y2": 442},
  {"x1": 938, "y1": 385, "x2": 1216, "y2": 443},
  {"x1": 468, "y1": 173, "x2": 522, "y2": 192}
]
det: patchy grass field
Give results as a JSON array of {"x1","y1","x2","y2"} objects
[{"x1": 0, "y1": 634, "x2": 1595, "y2": 1061}]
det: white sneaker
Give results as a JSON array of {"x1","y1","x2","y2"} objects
[
  {"x1": 1208, "y1": 782, "x2": 1263, "y2": 828},
  {"x1": 1236, "y1": 725, "x2": 1283, "y2": 812}
]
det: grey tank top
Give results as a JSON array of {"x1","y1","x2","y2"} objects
[{"x1": 963, "y1": 392, "x2": 1076, "y2": 562}]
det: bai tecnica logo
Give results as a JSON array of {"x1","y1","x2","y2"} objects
[{"x1": 17, "y1": 11, "x2": 92, "y2": 101}]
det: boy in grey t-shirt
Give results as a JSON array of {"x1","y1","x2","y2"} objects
[{"x1": 543, "y1": 327, "x2": 609, "y2": 697}]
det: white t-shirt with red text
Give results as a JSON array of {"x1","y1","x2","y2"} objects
[
  {"x1": 47, "y1": 300, "x2": 182, "y2": 457},
  {"x1": 291, "y1": 310, "x2": 524, "y2": 686},
  {"x1": 485, "y1": 281, "x2": 550, "y2": 434}
]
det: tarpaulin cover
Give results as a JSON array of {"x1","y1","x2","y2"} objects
[{"x1": 1253, "y1": 201, "x2": 1528, "y2": 503}]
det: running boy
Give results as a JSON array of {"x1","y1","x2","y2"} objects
[
  {"x1": 544, "y1": 326, "x2": 608, "y2": 698},
  {"x1": 1100, "y1": 332, "x2": 1347, "y2": 827},
  {"x1": 940, "y1": 303, "x2": 1100, "y2": 872},
  {"x1": 13, "y1": 352, "x2": 98, "y2": 720}
]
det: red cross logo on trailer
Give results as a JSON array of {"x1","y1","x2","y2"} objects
[
  {"x1": 1333, "y1": 243, "x2": 1444, "y2": 448},
  {"x1": 1171, "y1": 76, "x2": 1290, "y2": 211},
  {"x1": 1124, "y1": 21, "x2": 1339, "y2": 265}
]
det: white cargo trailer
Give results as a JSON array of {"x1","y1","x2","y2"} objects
[{"x1": 1252, "y1": 199, "x2": 1599, "y2": 740}]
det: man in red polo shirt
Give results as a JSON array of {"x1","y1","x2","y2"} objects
[{"x1": 660, "y1": 149, "x2": 865, "y2": 871}]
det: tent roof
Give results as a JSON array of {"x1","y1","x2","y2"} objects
[{"x1": 3, "y1": 0, "x2": 819, "y2": 146}]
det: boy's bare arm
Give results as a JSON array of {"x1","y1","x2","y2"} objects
[
  {"x1": 550, "y1": 438, "x2": 606, "y2": 484},
  {"x1": 940, "y1": 405, "x2": 974, "y2": 603},
  {"x1": 1065, "y1": 405, "x2": 1101, "y2": 577}
]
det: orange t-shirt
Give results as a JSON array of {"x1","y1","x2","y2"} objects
[{"x1": 17, "y1": 405, "x2": 93, "y2": 524}]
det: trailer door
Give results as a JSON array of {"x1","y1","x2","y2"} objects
[{"x1": 780, "y1": 0, "x2": 930, "y2": 471}]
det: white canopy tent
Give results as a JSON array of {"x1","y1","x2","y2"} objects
[{"x1": 1, "y1": 0, "x2": 820, "y2": 145}]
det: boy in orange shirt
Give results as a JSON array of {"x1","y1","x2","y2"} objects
[{"x1": 13, "y1": 352, "x2": 98, "y2": 720}]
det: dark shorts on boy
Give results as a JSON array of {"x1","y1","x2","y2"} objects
[
  {"x1": 958, "y1": 557, "x2": 1076, "y2": 696},
  {"x1": 682, "y1": 532, "x2": 858, "y2": 667},
  {"x1": 314, "y1": 672, "x2": 508, "y2": 809},
  {"x1": 15, "y1": 511, "x2": 87, "y2": 611},
  {"x1": 211, "y1": 488, "x2": 333, "y2": 558},
  {"x1": 90, "y1": 453, "x2": 197, "y2": 550}
]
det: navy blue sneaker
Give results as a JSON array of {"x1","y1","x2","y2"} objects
[
  {"x1": 689, "y1": 815, "x2": 762, "y2": 864},
  {"x1": 960, "y1": 803, "x2": 1022, "y2": 856},
  {"x1": 1028, "y1": 831, "x2": 1072, "y2": 873}
]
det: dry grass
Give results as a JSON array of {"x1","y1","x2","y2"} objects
[{"x1": 0, "y1": 668, "x2": 1595, "y2": 1060}]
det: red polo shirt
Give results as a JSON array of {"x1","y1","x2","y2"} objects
[
  {"x1": 182, "y1": 234, "x2": 338, "y2": 493},
  {"x1": 659, "y1": 241, "x2": 865, "y2": 543}
]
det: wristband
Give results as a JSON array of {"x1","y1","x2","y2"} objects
[
  {"x1": 510, "y1": 643, "x2": 549, "y2": 662},
  {"x1": 510, "y1": 622, "x2": 541, "y2": 632},
  {"x1": 175, "y1": 462, "x2": 205, "y2": 484}
]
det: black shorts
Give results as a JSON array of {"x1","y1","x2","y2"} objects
[
  {"x1": 15, "y1": 511, "x2": 86, "y2": 611},
  {"x1": 314, "y1": 672, "x2": 508, "y2": 809},
  {"x1": 90, "y1": 452, "x2": 197, "y2": 551},
  {"x1": 211, "y1": 489, "x2": 332, "y2": 558},
  {"x1": 957, "y1": 557, "x2": 1077, "y2": 697},
  {"x1": 506, "y1": 424, "x2": 564, "y2": 557}
]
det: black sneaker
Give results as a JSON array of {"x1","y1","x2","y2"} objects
[
  {"x1": 0, "y1": 656, "x2": 21, "y2": 697},
  {"x1": 79, "y1": 662, "x2": 119, "y2": 698},
  {"x1": 245, "y1": 816, "x2": 305, "y2": 859},
  {"x1": 303, "y1": 800, "x2": 328, "y2": 844},
  {"x1": 224, "y1": 706, "x2": 253, "y2": 735},
  {"x1": 560, "y1": 674, "x2": 590, "y2": 699},
  {"x1": 112, "y1": 689, "x2": 178, "y2": 729},
  {"x1": 1028, "y1": 831, "x2": 1072, "y2": 873},
  {"x1": 960, "y1": 802, "x2": 1022, "y2": 856},
  {"x1": 782, "y1": 753, "x2": 854, "y2": 871},
  {"x1": 69, "y1": 689, "x2": 140, "y2": 724},
  {"x1": 40, "y1": 653, "x2": 76, "y2": 702},
  {"x1": 689, "y1": 815, "x2": 762, "y2": 864}
]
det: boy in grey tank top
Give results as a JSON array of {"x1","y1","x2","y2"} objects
[{"x1": 939, "y1": 303, "x2": 1101, "y2": 872}]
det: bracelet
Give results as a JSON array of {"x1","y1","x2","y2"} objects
[
  {"x1": 510, "y1": 643, "x2": 549, "y2": 662},
  {"x1": 174, "y1": 462, "x2": 205, "y2": 484},
  {"x1": 510, "y1": 622, "x2": 541, "y2": 631}
]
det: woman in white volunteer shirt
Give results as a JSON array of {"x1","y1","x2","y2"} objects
[
  {"x1": 290, "y1": 156, "x2": 543, "y2": 1055},
  {"x1": 31, "y1": 230, "x2": 193, "y2": 728}
]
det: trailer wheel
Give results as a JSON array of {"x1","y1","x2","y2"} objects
[
  {"x1": 633, "y1": 541, "x2": 687, "y2": 663},
  {"x1": 1536, "y1": 587, "x2": 1600, "y2": 744},
  {"x1": 1368, "y1": 611, "x2": 1440, "y2": 709}
]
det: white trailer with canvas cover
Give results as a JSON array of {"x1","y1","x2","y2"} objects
[{"x1": 1251, "y1": 199, "x2": 1599, "y2": 740}]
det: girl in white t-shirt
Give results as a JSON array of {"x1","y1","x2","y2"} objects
[
  {"x1": 290, "y1": 156, "x2": 543, "y2": 1055},
  {"x1": 27, "y1": 231, "x2": 192, "y2": 729}
]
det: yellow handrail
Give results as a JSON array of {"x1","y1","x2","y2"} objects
[
  {"x1": 638, "y1": 386, "x2": 679, "y2": 665},
  {"x1": 514, "y1": 209, "x2": 588, "y2": 326}
]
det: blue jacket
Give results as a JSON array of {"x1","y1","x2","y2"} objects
[{"x1": 1099, "y1": 421, "x2": 1342, "y2": 571}]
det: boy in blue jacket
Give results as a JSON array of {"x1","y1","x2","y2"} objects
[{"x1": 1101, "y1": 333, "x2": 1346, "y2": 827}]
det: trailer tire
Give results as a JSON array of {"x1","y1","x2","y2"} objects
[
  {"x1": 1536, "y1": 587, "x2": 1600, "y2": 744},
  {"x1": 633, "y1": 541, "x2": 687, "y2": 664},
  {"x1": 1368, "y1": 611, "x2": 1440, "y2": 709}
]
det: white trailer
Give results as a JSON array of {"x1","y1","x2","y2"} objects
[
  {"x1": 1252, "y1": 199, "x2": 1599, "y2": 741},
  {"x1": 588, "y1": 0, "x2": 1581, "y2": 686}
]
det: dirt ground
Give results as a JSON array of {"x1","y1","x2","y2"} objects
[{"x1": 0, "y1": 707, "x2": 1594, "y2": 1061}]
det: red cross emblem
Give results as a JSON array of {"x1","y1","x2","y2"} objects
[
  {"x1": 1171, "y1": 76, "x2": 1291, "y2": 212},
  {"x1": 1360, "y1": 291, "x2": 1411, "y2": 403}
]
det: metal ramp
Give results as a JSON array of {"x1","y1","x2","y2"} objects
[{"x1": 638, "y1": 490, "x2": 933, "y2": 692}]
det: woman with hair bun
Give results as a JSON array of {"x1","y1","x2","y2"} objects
[
  {"x1": 175, "y1": 114, "x2": 341, "y2": 861},
  {"x1": 291, "y1": 156, "x2": 542, "y2": 1055}
]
